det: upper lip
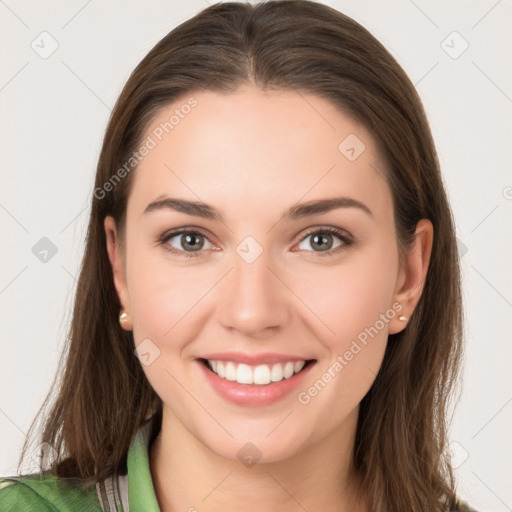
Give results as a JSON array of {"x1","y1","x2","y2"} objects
[{"x1": 198, "y1": 352, "x2": 315, "y2": 366}]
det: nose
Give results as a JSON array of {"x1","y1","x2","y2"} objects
[{"x1": 217, "y1": 247, "x2": 291, "y2": 338}]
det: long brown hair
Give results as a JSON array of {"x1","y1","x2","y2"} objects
[{"x1": 19, "y1": 1, "x2": 464, "y2": 510}]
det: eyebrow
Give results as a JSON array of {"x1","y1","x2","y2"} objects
[{"x1": 143, "y1": 196, "x2": 373, "y2": 222}]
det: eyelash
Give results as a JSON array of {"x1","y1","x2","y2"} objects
[{"x1": 158, "y1": 226, "x2": 353, "y2": 259}]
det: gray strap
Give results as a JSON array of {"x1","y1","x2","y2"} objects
[
  {"x1": 118, "y1": 472, "x2": 130, "y2": 511},
  {"x1": 95, "y1": 478, "x2": 110, "y2": 511},
  {"x1": 96, "y1": 473, "x2": 128, "y2": 511}
]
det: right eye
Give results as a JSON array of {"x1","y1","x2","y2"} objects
[{"x1": 159, "y1": 229, "x2": 215, "y2": 258}]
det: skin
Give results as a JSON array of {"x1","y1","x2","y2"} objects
[{"x1": 105, "y1": 85, "x2": 433, "y2": 512}]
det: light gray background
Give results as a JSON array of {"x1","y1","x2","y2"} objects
[{"x1": 1, "y1": 1, "x2": 511, "y2": 510}]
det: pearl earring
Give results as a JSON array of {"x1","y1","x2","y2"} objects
[
  {"x1": 398, "y1": 315, "x2": 407, "y2": 322},
  {"x1": 119, "y1": 311, "x2": 128, "y2": 327}
]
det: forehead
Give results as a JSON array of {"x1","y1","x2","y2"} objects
[{"x1": 127, "y1": 86, "x2": 392, "y2": 223}]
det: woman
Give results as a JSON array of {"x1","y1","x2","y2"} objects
[{"x1": 0, "y1": 1, "x2": 479, "y2": 510}]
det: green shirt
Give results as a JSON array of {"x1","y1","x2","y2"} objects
[
  {"x1": 0, "y1": 417, "x2": 480, "y2": 511},
  {"x1": 0, "y1": 417, "x2": 158, "y2": 511}
]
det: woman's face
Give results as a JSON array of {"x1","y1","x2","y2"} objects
[{"x1": 105, "y1": 85, "x2": 428, "y2": 463}]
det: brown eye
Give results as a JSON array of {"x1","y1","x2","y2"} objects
[
  {"x1": 160, "y1": 230, "x2": 214, "y2": 258},
  {"x1": 176, "y1": 233, "x2": 205, "y2": 252},
  {"x1": 296, "y1": 227, "x2": 353, "y2": 256}
]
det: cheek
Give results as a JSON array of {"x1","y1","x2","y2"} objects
[
  {"x1": 125, "y1": 256, "x2": 212, "y2": 413},
  {"x1": 292, "y1": 242, "x2": 397, "y2": 404},
  {"x1": 295, "y1": 269, "x2": 392, "y2": 422},
  {"x1": 126, "y1": 245, "x2": 211, "y2": 341},
  {"x1": 293, "y1": 242, "x2": 398, "y2": 347}
]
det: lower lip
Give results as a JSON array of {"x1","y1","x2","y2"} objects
[{"x1": 196, "y1": 359, "x2": 316, "y2": 407}]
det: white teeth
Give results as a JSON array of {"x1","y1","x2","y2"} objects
[
  {"x1": 270, "y1": 363, "x2": 284, "y2": 382},
  {"x1": 216, "y1": 361, "x2": 226, "y2": 378},
  {"x1": 294, "y1": 360, "x2": 305, "y2": 373},
  {"x1": 253, "y1": 364, "x2": 271, "y2": 385},
  {"x1": 206, "y1": 359, "x2": 308, "y2": 385},
  {"x1": 283, "y1": 362, "x2": 294, "y2": 379},
  {"x1": 237, "y1": 364, "x2": 253, "y2": 384},
  {"x1": 225, "y1": 362, "x2": 237, "y2": 381}
]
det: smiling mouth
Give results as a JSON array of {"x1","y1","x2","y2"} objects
[{"x1": 198, "y1": 358, "x2": 316, "y2": 386}]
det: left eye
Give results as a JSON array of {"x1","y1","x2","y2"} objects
[{"x1": 296, "y1": 228, "x2": 350, "y2": 254}]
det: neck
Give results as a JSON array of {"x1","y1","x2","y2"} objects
[{"x1": 149, "y1": 406, "x2": 369, "y2": 512}]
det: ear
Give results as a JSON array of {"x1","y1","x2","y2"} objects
[
  {"x1": 104, "y1": 215, "x2": 132, "y2": 330},
  {"x1": 388, "y1": 218, "x2": 434, "y2": 335}
]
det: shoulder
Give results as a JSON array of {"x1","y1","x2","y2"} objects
[
  {"x1": 454, "y1": 496, "x2": 481, "y2": 512},
  {"x1": 0, "y1": 473, "x2": 102, "y2": 512}
]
